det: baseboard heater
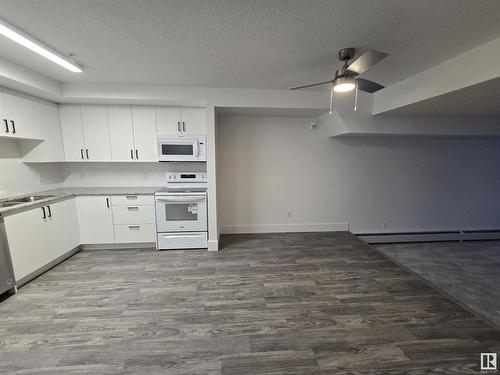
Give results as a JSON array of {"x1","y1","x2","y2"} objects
[{"x1": 357, "y1": 229, "x2": 500, "y2": 244}]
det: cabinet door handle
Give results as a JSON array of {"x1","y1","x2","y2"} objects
[
  {"x1": 127, "y1": 206, "x2": 139, "y2": 211},
  {"x1": 80, "y1": 149, "x2": 84, "y2": 159},
  {"x1": 10, "y1": 120, "x2": 16, "y2": 134},
  {"x1": 47, "y1": 205, "x2": 52, "y2": 218},
  {"x1": 86, "y1": 149, "x2": 89, "y2": 159},
  {"x1": 182, "y1": 121, "x2": 186, "y2": 132},
  {"x1": 106, "y1": 197, "x2": 110, "y2": 208},
  {"x1": 126, "y1": 195, "x2": 138, "y2": 200},
  {"x1": 3, "y1": 119, "x2": 9, "y2": 133},
  {"x1": 135, "y1": 149, "x2": 139, "y2": 159},
  {"x1": 41, "y1": 206, "x2": 46, "y2": 219},
  {"x1": 128, "y1": 225, "x2": 140, "y2": 230},
  {"x1": 130, "y1": 149, "x2": 134, "y2": 159},
  {"x1": 177, "y1": 121, "x2": 180, "y2": 132}
]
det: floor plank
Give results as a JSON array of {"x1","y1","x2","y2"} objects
[{"x1": 0, "y1": 232, "x2": 498, "y2": 374}]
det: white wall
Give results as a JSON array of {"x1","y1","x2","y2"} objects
[
  {"x1": 0, "y1": 139, "x2": 63, "y2": 198},
  {"x1": 60, "y1": 162, "x2": 206, "y2": 187},
  {"x1": 217, "y1": 115, "x2": 500, "y2": 234}
]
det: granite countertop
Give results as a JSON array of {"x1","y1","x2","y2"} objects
[{"x1": 0, "y1": 186, "x2": 162, "y2": 217}]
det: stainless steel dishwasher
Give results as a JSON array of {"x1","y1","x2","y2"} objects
[{"x1": 0, "y1": 217, "x2": 16, "y2": 295}]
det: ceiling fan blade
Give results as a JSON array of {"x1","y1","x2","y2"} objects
[
  {"x1": 357, "y1": 78, "x2": 384, "y2": 93},
  {"x1": 289, "y1": 80, "x2": 333, "y2": 90},
  {"x1": 347, "y1": 50, "x2": 387, "y2": 75}
]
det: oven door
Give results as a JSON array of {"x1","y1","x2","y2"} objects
[
  {"x1": 158, "y1": 137, "x2": 201, "y2": 162},
  {"x1": 155, "y1": 195, "x2": 207, "y2": 232}
]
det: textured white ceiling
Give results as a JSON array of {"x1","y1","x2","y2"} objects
[{"x1": 0, "y1": 0, "x2": 500, "y2": 89}]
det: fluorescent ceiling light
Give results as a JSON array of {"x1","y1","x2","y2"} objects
[
  {"x1": 333, "y1": 77, "x2": 355, "y2": 92},
  {"x1": 0, "y1": 19, "x2": 82, "y2": 73}
]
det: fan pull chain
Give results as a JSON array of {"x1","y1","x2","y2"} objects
[
  {"x1": 329, "y1": 85, "x2": 334, "y2": 114},
  {"x1": 354, "y1": 81, "x2": 359, "y2": 111}
]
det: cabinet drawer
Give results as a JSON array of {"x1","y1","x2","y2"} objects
[
  {"x1": 114, "y1": 224, "x2": 156, "y2": 243},
  {"x1": 157, "y1": 232, "x2": 207, "y2": 250},
  {"x1": 111, "y1": 195, "x2": 154, "y2": 206},
  {"x1": 112, "y1": 205, "x2": 155, "y2": 224}
]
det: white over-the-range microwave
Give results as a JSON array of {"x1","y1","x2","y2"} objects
[{"x1": 157, "y1": 135, "x2": 207, "y2": 162}]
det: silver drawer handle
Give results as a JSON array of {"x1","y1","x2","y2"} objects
[
  {"x1": 128, "y1": 225, "x2": 140, "y2": 230},
  {"x1": 126, "y1": 195, "x2": 138, "y2": 200},
  {"x1": 127, "y1": 206, "x2": 139, "y2": 211}
]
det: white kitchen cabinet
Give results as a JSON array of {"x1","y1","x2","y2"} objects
[
  {"x1": 60, "y1": 105, "x2": 112, "y2": 161},
  {"x1": 132, "y1": 107, "x2": 158, "y2": 161},
  {"x1": 108, "y1": 106, "x2": 135, "y2": 161},
  {"x1": 180, "y1": 108, "x2": 206, "y2": 135},
  {"x1": 114, "y1": 224, "x2": 156, "y2": 243},
  {"x1": 19, "y1": 99, "x2": 65, "y2": 162},
  {"x1": 111, "y1": 195, "x2": 154, "y2": 206},
  {"x1": 112, "y1": 205, "x2": 155, "y2": 225},
  {"x1": 81, "y1": 106, "x2": 112, "y2": 161},
  {"x1": 1, "y1": 91, "x2": 45, "y2": 140},
  {"x1": 156, "y1": 107, "x2": 206, "y2": 136},
  {"x1": 156, "y1": 107, "x2": 181, "y2": 136},
  {"x1": 60, "y1": 105, "x2": 86, "y2": 161},
  {"x1": 48, "y1": 198, "x2": 81, "y2": 259},
  {"x1": 77, "y1": 196, "x2": 115, "y2": 244},
  {"x1": 3, "y1": 198, "x2": 80, "y2": 283},
  {"x1": 4, "y1": 205, "x2": 52, "y2": 282}
]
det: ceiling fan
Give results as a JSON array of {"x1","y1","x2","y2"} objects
[{"x1": 289, "y1": 48, "x2": 387, "y2": 111}]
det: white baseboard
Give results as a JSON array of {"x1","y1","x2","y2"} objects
[
  {"x1": 220, "y1": 222, "x2": 349, "y2": 234},
  {"x1": 358, "y1": 230, "x2": 500, "y2": 244},
  {"x1": 207, "y1": 239, "x2": 219, "y2": 251}
]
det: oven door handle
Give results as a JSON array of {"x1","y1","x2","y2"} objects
[{"x1": 156, "y1": 196, "x2": 205, "y2": 203}]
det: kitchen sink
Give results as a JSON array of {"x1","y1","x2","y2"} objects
[
  {"x1": 0, "y1": 195, "x2": 56, "y2": 208},
  {"x1": 12, "y1": 195, "x2": 55, "y2": 203}
]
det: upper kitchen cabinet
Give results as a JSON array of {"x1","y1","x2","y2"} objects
[
  {"x1": 132, "y1": 107, "x2": 158, "y2": 161},
  {"x1": 156, "y1": 107, "x2": 206, "y2": 136},
  {"x1": 59, "y1": 105, "x2": 86, "y2": 161},
  {"x1": 108, "y1": 106, "x2": 135, "y2": 161},
  {"x1": 156, "y1": 107, "x2": 181, "y2": 136},
  {"x1": 81, "y1": 106, "x2": 112, "y2": 161},
  {"x1": 20, "y1": 99, "x2": 65, "y2": 162},
  {"x1": 180, "y1": 108, "x2": 206, "y2": 135},
  {"x1": 60, "y1": 105, "x2": 112, "y2": 161},
  {"x1": 1, "y1": 90, "x2": 50, "y2": 140},
  {"x1": 108, "y1": 106, "x2": 157, "y2": 162}
]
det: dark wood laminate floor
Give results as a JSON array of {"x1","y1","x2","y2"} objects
[{"x1": 0, "y1": 232, "x2": 499, "y2": 374}]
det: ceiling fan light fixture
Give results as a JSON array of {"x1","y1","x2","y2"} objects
[{"x1": 333, "y1": 77, "x2": 355, "y2": 92}]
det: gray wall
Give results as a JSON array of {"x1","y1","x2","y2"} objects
[{"x1": 217, "y1": 115, "x2": 500, "y2": 234}]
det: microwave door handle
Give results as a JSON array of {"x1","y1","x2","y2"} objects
[{"x1": 194, "y1": 139, "x2": 199, "y2": 158}]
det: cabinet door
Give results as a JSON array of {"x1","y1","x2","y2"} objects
[
  {"x1": 156, "y1": 107, "x2": 181, "y2": 136},
  {"x1": 2, "y1": 92, "x2": 41, "y2": 139},
  {"x1": 181, "y1": 108, "x2": 206, "y2": 135},
  {"x1": 81, "y1": 106, "x2": 111, "y2": 161},
  {"x1": 77, "y1": 196, "x2": 115, "y2": 244},
  {"x1": 60, "y1": 105, "x2": 86, "y2": 161},
  {"x1": 20, "y1": 101, "x2": 65, "y2": 162},
  {"x1": 4, "y1": 206, "x2": 51, "y2": 282},
  {"x1": 108, "y1": 106, "x2": 135, "y2": 161},
  {"x1": 132, "y1": 107, "x2": 158, "y2": 161},
  {"x1": 0, "y1": 92, "x2": 10, "y2": 138},
  {"x1": 48, "y1": 198, "x2": 80, "y2": 258}
]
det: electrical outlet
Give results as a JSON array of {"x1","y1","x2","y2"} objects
[
  {"x1": 382, "y1": 222, "x2": 388, "y2": 229},
  {"x1": 286, "y1": 209, "x2": 292, "y2": 218}
]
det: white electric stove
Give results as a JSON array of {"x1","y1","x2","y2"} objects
[{"x1": 155, "y1": 172, "x2": 208, "y2": 250}]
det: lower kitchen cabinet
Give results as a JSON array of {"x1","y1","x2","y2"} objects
[
  {"x1": 78, "y1": 194, "x2": 156, "y2": 245},
  {"x1": 77, "y1": 196, "x2": 115, "y2": 244},
  {"x1": 114, "y1": 224, "x2": 156, "y2": 243},
  {"x1": 3, "y1": 198, "x2": 80, "y2": 283}
]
